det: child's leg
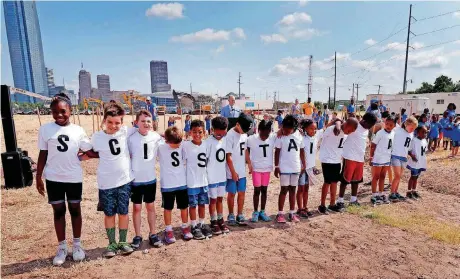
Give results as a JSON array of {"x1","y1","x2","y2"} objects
[
  {"x1": 67, "y1": 202, "x2": 82, "y2": 239},
  {"x1": 237, "y1": 191, "x2": 245, "y2": 216},
  {"x1": 350, "y1": 183, "x2": 359, "y2": 201},
  {"x1": 338, "y1": 182, "x2": 348, "y2": 201},
  {"x1": 296, "y1": 185, "x2": 305, "y2": 209},
  {"x1": 329, "y1": 182, "x2": 338, "y2": 206},
  {"x1": 180, "y1": 208, "x2": 189, "y2": 224},
  {"x1": 189, "y1": 206, "x2": 197, "y2": 225},
  {"x1": 145, "y1": 203, "x2": 156, "y2": 235},
  {"x1": 288, "y1": 186, "x2": 296, "y2": 212},
  {"x1": 198, "y1": 204, "x2": 206, "y2": 221},
  {"x1": 378, "y1": 167, "x2": 388, "y2": 193},
  {"x1": 253, "y1": 187, "x2": 261, "y2": 211},
  {"x1": 132, "y1": 203, "x2": 142, "y2": 237},
  {"x1": 227, "y1": 192, "x2": 235, "y2": 215},
  {"x1": 428, "y1": 138, "x2": 433, "y2": 151},
  {"x1": 278, "y1": 186, "x2": 289, "y2": 212},
  {"x1": 371, "y1": 166, "x2": 381, "y2": 194},
  {"x1": 388, "y1": 167, "x2": 393, "y2": 185},
  {"x1": 104, "y1": 215, "x2": 116, "y2": 244},
  {"x1": 118, "y1": 214, "x2": 129, "y2": 242},
  {"x1": 217, "y1": 197, "x2": 224, "y2": 216},
  {"x1": 260, "y1": 186, "x2": 268, "y2": 211},
  {"x1": 390, "y1": 166, "x2": 402, "y2": 193},
  {"x1": 302, "y1": 185, "x2": 309, "y2": 209},
  {"x1": 320, "y1": 183, "x2": 329, "y2": 206},
  {"x1": 432, "y1": 138, "x2": 437, "y2": 152},
  {"x1": 52, "y1": 203, "x2": 67, "y2": 242},
  {"x1": 209, "y1": 198, "x2": 217, "y2": 219}
]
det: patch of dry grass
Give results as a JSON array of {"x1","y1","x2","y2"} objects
[{"x1": 347, "y1": 205, "x2": 460, "y2": 245}]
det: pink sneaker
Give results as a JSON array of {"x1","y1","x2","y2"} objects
[
  {"x1": 276, "y1": 213, "x2": 287, "y2": 223},
  {"x1": 289, "y1": 213, "x2": 300, "y2": 223},
  {"x1": 181, "y1": 226, "x2": 193, "y2": 241}
]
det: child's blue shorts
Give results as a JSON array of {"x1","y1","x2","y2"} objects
[
  {"x1": 99, "y1": 183, "x2": 131, "y2": 217},
  {"x1": 188, "y1": 186, "x2": 209, "y2": 207},
  {"x1": 226, "y1": 177, "x2": 247, "y2": 194}
]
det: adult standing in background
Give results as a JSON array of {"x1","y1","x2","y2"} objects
[
  {"x1": 291, "y1": 99, "x2": 301, "y2": 115},
  {"x1": 146, "y1": 97, "x2": 157, "y2": 128},
  {"x1": 220, "y1": 95, "x2": 242, "y2": 119},
  {"x1": 446, "y1": 103, "x2": 456, "y2": 117},
  {"x1": 302, "y1": 97, "x2": 315, "y2": 119},
  {"x1": 378, "y1": 100, "x2": 387, "y2": 113},
  {"x1": 347, "y1": 99, "x2": 356, "y2": 115}
]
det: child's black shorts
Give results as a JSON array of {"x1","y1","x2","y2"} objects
[
  {"x1": 131, "y1": 182, "x2": 157, "y2": 204},
  {"x1": 46, "y1": 180, "x2": 83, "y2": 204},
  {"x1": 321, "y1": 163, "x2": 341, "y2": 184},
  {"x1": 161, "y1": 189, "x2": 189, "y2": 210}
]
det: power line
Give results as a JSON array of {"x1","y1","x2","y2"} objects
[
  {"x1": 414, "y1": 9, "x2": 460, "y2": 23},
  {"x1": 414, "y1": 24, "x2": 460, "y2": 37},
  {"x1": 416, "y1": 39, "x2": 460, "y2": 50}
]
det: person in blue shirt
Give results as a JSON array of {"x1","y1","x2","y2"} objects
[
  {"x1": 400, "y1": 108, "x2": 408, "y2": 124},
  {"x1": 275, "y1": 110, "x2": 284, "y2": 129},
  {"x1": 428, "y1": 115, "x2": 442, "y2": 152},
  {"x1": 446, "y1": 103, "x2": 456, "y2": 118},
  {"x1": 378, "y1": 101, "x2": 387, "y2": 113},
  {"x1": 439, "y1": 111, "x2": 449, "y2": 148},
  {"x1": 313, "y1": 109, "x2": 320, "y2": 125},
  {"x1": 347, "y1": 100, "x2": 356, "y2": 115},
  {"x1": 317, "y1": 111, "x2": 325, "y2": 130},
  {"x1": 205, "y1": 114, "x2": 212, "y2": 135},
  {"x1": 449, "y1": 118, "x2": 460, "y2": 157},
  {"x1": 443, "y1": 115, "x2": 455, "y2": 150},
  {"x1": 184, "y1": 115, "x2": 191, "y2": 139},
  {"x1": 146, "y1": 97, "x2": 157, "y2": 122},
  {"x1": 220, "y1": 96, "x2": 241, "y2": 119}
]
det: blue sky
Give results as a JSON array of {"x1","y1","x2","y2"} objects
[{"x1": 2, "y1": 1, "x2": 460, "y2": 102}]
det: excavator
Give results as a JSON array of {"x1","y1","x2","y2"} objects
[{"x1": 83, "y1": 98, "x2": 104, "y2": 115}]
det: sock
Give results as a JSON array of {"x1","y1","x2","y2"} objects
[
  {"x1": 350, "y1": 196, "x2": 357, "y2": 202},
  {"x1": 180, "y1": 223, "x2": 188, "y2": 229},
  {"x1": 290, "y1": 210, "x2": 296, "y2": 215},
  {"x1": 119, "y1": 229, "x2": 128, "y2": 243},
  {"x1": 211, "y1": 214, "x2": 217, "y2": 221},
  {"x1": 372, "y1": 193, "x2": 378, "y2": 197},
  {"x1": 166, "y1": 225, "x2": 173, "y2": 231},
  {"x1": 58, "y1": 240, "x2": 67, "y2": 249},
  {"x1": 278, "y1": 211, "x2": 284, "y2": 215},
  {"x1": 338, "y1": 197, "x2": 344, "y2": 203},
  {"x1": 199, "y1": 218, "x2": 205, "y2": 225},
  {"x1": 73, "y1": 238, "x2": 81, "y2": 248},
  {"x1": 191, "y1": 220, "x2": 197, "y2": 227},
  {"x1": 217, "y1": 213, "x2": 223, "y2": 220},
  {"x1": 106, "y1": 228, "x2": 116, "y2": 244}
]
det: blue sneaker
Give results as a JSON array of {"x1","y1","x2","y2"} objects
[
  {"x1": 251, "y1": 211, "x2": 260, "y2": 223},
  {"x1": 259, "y1": 210, "x2": 272, "y2": 222},
  {"x1": 236, "y1": 214, "x2": 248, "y2": 226},
  {"x1": 227, "y1": 213, "x2": 237, "y2": 226}
]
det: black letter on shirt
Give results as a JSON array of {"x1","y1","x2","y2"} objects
[
  {"x1": 171, "y1": 151, "x2": 180, "y2": 167},
  {"x1": 109, "y1": 139, "x2": 120, "y2": 155},
  {"x1": 310, "y1": 142, "x2": 313, "y2": 154},
  {"x1": 338, "y1": 138, "x2": 344, "y2": 148},
  {"x1": 57, "y1": 135, "x2": 69, "y2": 152},
  {"x1": 288, "y1": 139, "x2": 298, "y2": 152},
  {"x1": 388, "y1": 139, "x2": 393, "y2": 149},
  {"x1": 404, "y1": 137, "x2": 411, "y2": 147},
  {"x1": 143, "y1": 143, "x2": 148, "y2": 159},
  {"x1": 421, "y1": 146, "x2": 427, "y2": 156},
  {"x1": 198, "y1": 153, "x2": 207, "y2": 167},
  {"x1": 216, "y1": 148, "x2": 226, "y2": 162},
  {"x1": 259, "y1": 144, "x2": 269, "y2": 157},
  {"x1": 239, "y1": 142, "x2": 245, "y2": 156}
]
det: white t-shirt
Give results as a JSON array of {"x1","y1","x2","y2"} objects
[
  {"x1": 183, "y1": 141, "x2": 209, "y2": 189},
  {"x1": 157, "y1": 142, "x2": 187, "y2": 190},
  {"x1": 303, "y1": 134, "x2": 318, "y2": 169},
  {"x1": 205, "y1": 136, "x2": 227, "y2": 184},
  {"x1": 91, "y1": 126, "x2": 136, "y2": 190},
  {"x1": 407, "y1": 137, "x2": 428, "y2": 170},
  {"x1": 38, "y1": 123, "x2": 92, "y2": 183},
  {"x1": 391, "y1": 127, "x2": 413, "y2": 158},
  {"x1": 275, "y1": 130, "x2": 304, "y2": 173},
  {"x1": 342, "y1": 123, "x2": 368, "y2": 162},
  {"x1": 246, "y1": 133, "x2": 276, "y2": 173},
  {"x1": 128, "y1": 131, "x2": 162, "y2": 184},
  {"x1": 226, "y1": 129, "x2": 248, "y2": 179},
  {"x1": 319, "y1": 126, "x2": 347, "y2": 164},
  {"x1": 371, "y1": 129, "x2": 395, "y2": 164}
]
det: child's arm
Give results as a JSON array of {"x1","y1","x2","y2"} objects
[
  {"x1": 226, "y1": 153, "x2": 238, "y2": 181},
  {"x1": 245, "y1": 148, "x2": 253, "y2": 174},
  {"x1": 36, "y1": 150, "x2": 48, "y2": 196},
  {"x1": 369, "y1": 143, "x2": 377, "y2": 166},
  {"x1": 300, "y1": 148, "x2": 306, "y2": 172},
  {"x1": 274, "y1": 148, "x2": 280, "y2": 178}
]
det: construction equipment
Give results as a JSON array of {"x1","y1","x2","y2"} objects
[
  {"x1": 83, "y1": 98, "x2": 104, "y2": 113},
  {"x1": 157, "y1": 105, "x2": 166, "y2": 115}
]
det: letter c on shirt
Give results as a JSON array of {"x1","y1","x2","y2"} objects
[{"x1": 109, "y1": 139, "x2": 120, "y2": 155}]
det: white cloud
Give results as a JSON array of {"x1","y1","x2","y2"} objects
[
  {"x1": 365, "y1": 38, "x2": 376, "y2": 46},
  {"x1": 269, "y1": 64, "x2": 298, "y2": 76},
  {"x1": 296, "y1": 84, "x2": 306, "y2": 92},
  {"x1": 145, "y1": 3, "x2": 184, "y2": 19},
  {"x1": 290, "y1": 28, "x2": 320, "y2": 39},
  {"x1": 455, "y1": 40, "x2": 460, "y2": 44},
  {"x1": 408, "y1": 48, "x2": 448, "y2": 69},
  {"x1": 454, "y1": 11, "x2": 460, "y2": 18},
  {"x1": 298, "y1": 0, "x2": 308, "y2": 7},
  {"x1": 170, "y1": 28, "x2": 245, "y2": 43},
  {"x1": 260, "y1": 34, "x2": 287, "y2": 44},
  {"x1": 384, "y1": 41, "x2": 424, "y2": 51},
  {"x1": 278, "y1": 12, "x2": 312, "y2": 26},
  {"x1": 214, "y1": 45, "x2": 225, "y2": 53}
]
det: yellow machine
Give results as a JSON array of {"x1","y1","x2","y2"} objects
[
  {"x1": 157, "y1": 105, "x2": 166, "y2": 115},
  {"x1": 83, "y1": 98, "x2": 104, "y2": 111},
  {"x1": 201, "y1": 105, "x2": 212, "y2": 112}
]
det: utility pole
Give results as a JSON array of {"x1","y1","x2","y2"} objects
[
  {"x1": 328, "y1": 87, "x2": 331, "y2": 109},
  {"x1": 333, "y1": 51, "x2": 337, "y2": 108},
  {"x1": 308, "y1": 55, "x2": 313, "y2": 99},
  {"x1": 352, "y1": 83, "x2": 355, "y2": 100},
  {"x1": 274, "y1": 91, "x2": 277, "y2": 110},
  {"x1": 403, "y1": 4, "x2": 415, "y2": 94},
  {"x1": 355, "y1": 84, "x2": 360, "y2": 105},
  {"x1": 239, "y1": 73, "x2": 242, "y2": 98},
  {"x1": 190, "y1": 83, "x2": 192, "y2": 94},
  {"x1": 375, "y1": 85, "x2": 383, "y2": 94}
]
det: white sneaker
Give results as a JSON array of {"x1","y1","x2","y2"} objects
[
  {"x1": 53, "y1": 247, "x2": 68, "y2": 266},
  {"x1": 72, "y1": 246, "x2": 86, "y2": 262}
]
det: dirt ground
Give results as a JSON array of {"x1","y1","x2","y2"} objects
[{"x1": 1, "y1": 115, "x2": 460, "y2": 279}]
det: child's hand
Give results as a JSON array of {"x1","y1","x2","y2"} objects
[
  {"x1": 248, "y1": 164, "x2": 253, "y2": 174},
  {"x1": 36, "y1": 176, "x2": 45, "y2": 196},
  {"x1": 231, "y1": 171, "x2": 239, "y2": 182},
  {"x1": 274, "y1": 167, "x2": 280, "y2": 178},
  {"x1": 410, "y1": 153, "x2": 418, "y2": 162}
]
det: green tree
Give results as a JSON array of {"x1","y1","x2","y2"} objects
[
  {"x1": 433, "y1": 75, "x2": 453, "y2": 92},
  {"x1": 414, "y1": 82, "x2": 434, "y2": 94},
  {"x1": 313, "y1": 101, "x2": 322, "y2": 109}
]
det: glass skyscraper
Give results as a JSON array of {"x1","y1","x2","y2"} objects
[{"x1": 3, "y1": 0, "x2": 48, "y2": 103}]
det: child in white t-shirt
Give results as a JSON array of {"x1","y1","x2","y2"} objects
[
  {"x1": 36, "y1": 93, "x2": 92, "y2": 266},
  {"x1": 246, "y1": 120, "x2": 276, "y2": 223},
  {"x1": 128, "y1": 110, "x2": 163, "y2": 249},
  {"x1": 89, "y1": 103, "x2": 136, "y2": 258},
  {"x1": 318, "y1": 118, "x2": 358, "y2": 214},
  {"x1": 205, "y1": 117, "x2": 230, "y2": 235},
  {"x1": 183, "y1": 120, "x2": 212, "y2": 240},
  {"x1": 226, "y1": 113, "x2": 254, "y2": 226},
  {"x1": 157, "y1": 127, "x2": 193, "y2": 244},
  {"x1": 274, "y1": 115, "x2": 306, "y2": 223},
  {"x1": 297, "y1": 119, "x2": 319, "y2": 218},
  {"x1": 337, "y1": 113, "x2": 378, "y2": 211},
  {"x1": 369, "y1": 115, "x2": 396, "y2": 205},
  {"x1": 389, "y1": 116, "x2": 418, "y2": 202},
  {"x1": 406, "y1": 126, "x2": 428, "y2": 199}
]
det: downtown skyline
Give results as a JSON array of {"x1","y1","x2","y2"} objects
[{"x1": 2, "y1": 1, "x2": 460, "y2": 102}]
